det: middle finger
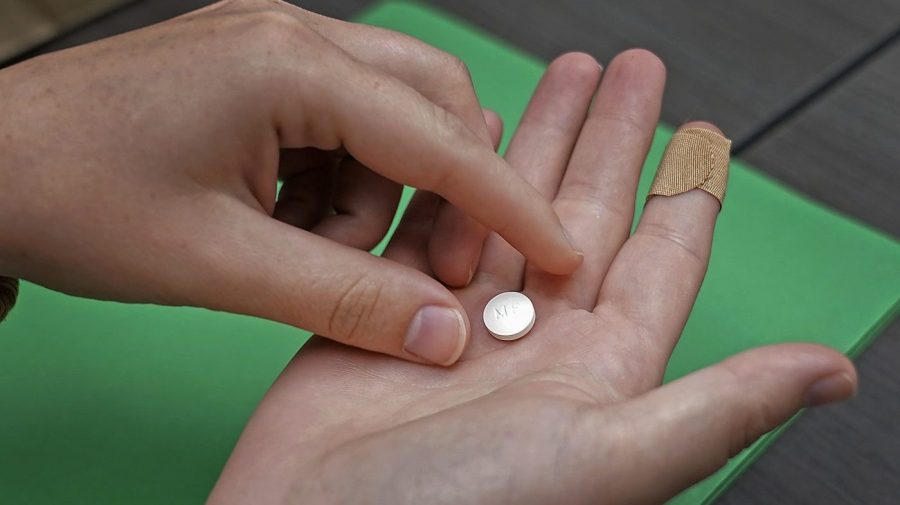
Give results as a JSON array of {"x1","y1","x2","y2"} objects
[
  {"x1": 525, "y1": 49, "x2": 666, "y2": 311},
  {"x1": 472, "y1": 52, "x2": 602, "y2": 290}
]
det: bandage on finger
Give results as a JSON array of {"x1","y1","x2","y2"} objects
[{"x1": 648, "y1": 127, "x2": 732, "y2": 205}]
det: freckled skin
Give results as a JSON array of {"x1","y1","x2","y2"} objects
[
  {"x1": 0, "y1": 2, "x2": 858, "y2": 504},
  {"x1": 0, "y1": 0, "x2": 579, "y2": 364}
]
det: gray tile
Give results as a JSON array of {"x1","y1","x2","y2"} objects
[
  {"x1": 720, "y1": 319, "x2": 900, "y2": 505},
  {"x1": 423, "y1": 0, "x2": 900, "y2": 142},
  {"x1": 743, "y1": 43, "x2": 900, "y2": 238},
  {"x1": 0, "y1": 1, "x2": 57, "y2": 60}
]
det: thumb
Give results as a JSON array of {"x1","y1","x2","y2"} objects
[
  {"x1": 181, "y1": 200, "x2": 468, "y2": 366},
  {"x1": 596, "y1": 344, "x2": 857, "y2": 505}
]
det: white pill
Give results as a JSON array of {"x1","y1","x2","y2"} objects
[{"x1": 483, "y1": 291, "x2": 535, "y2": 341}]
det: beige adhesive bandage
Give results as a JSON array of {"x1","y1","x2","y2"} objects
[{"x1": 648, "y1": 127, "x2": 732, "y2": 205}]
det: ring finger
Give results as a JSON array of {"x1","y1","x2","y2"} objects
[{"x1": 596, "y1": 121, "x2": 728, "y2": 376}]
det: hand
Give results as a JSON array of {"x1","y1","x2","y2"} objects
[
  {"x1": 0, "y1": 0, "x2": 581, "y2": 365},
  {"x1": 207, "y1": 51, "x2": 857, "y2": 505}
]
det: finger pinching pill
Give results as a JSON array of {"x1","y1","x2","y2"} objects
[{"x1": 483, "y1": 292, "x2": 535, "y2": 341}]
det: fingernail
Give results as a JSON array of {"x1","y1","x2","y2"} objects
[
  {"x1": 804, "y1": 372, "x2": 857, "y2": 407},
  {"x1": 403, "y1": 306, "x2": 466, "y2": 366}
]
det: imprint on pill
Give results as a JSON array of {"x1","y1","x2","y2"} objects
[{"x1": 483, "y1": 292, "x2": 535, "y2": 341}]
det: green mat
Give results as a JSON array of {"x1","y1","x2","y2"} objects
[{"x1": 2, "y1": 2, "x2": 899, "y2": 503}]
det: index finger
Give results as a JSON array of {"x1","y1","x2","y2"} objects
[{"x1": 276, "y1": 35, "x2": 582, "y2": 275}]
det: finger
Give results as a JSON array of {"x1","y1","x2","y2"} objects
[
  {"x1": 590, "y1": 344, "x2": 856, "y2": 505},
  {"x1": 292, "y1": 4, "x2": 499, "y2": 286},
  {"x1": 300, "y1": 10, "x2": 493, "y2": 144},
  {"x1": 473, "y1": 52, "x2": 602, "y2": 289},
  {"x1": 273, "y1": 162, "x2": 336, "y2": 229},
  {"x1": 310, "y1": 157, "x2": 402, "y2": 250},
  {"x1": 595, "y1": 122, "x2": 726, "y2": 366},
  {"x1": 182, "y1": 198, "x2": 470, "y2": 366},
  {"x1": 427, "y1": 110, "x2": 504, "y2": 286},
  {"x1": 525, "y1": 49, "x2": 665, "y2": 310},
  {"x1": 216, "y1": 0, "x2": 494, "y2": 142},
  {"x1": 427, "y1": 207, "x2": 483, "y2": 285},
  {"x1": 274, "y1": 36, "x2": 582, "y2": 275},
  {"x1": 277, "y1": 147, "x2": 342, "y2": 180},
  {"x1": 382, "y1": 109, "x2": 504, "y2": 273},
  {"x1": 380, "y1": 190, "x2": 440, "y2": 274},
  {"x1": 482, "y1": 109, "x2": 504, "y2": 151}
]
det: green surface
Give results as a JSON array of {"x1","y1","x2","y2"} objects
[{"x1": 2, "y1": 1, "x2": 900, "y2": 503}]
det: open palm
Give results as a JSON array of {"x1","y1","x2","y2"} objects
[{"x1": 209, "y1": 51, "x2": 855, "y2": 505}]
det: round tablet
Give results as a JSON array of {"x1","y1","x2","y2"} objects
[{"x1": 483, "y1": 291, "x2": 535, "y2": 341}]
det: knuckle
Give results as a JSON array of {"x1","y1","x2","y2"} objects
[
  {"x1": 215, "y1": 0, "x2": 279, "y2": 13},
  {"x1": 554, "y1": 190, "x2": 632, "y2": 226},
  {"x1": 586, "y1": 110, "x2": 646, "y2": 136},
  {"x1": 245, "y1": 8, "x2": 305, "y2": 40},
  {"x1": 444, "y1": 54, "x2": 472, "y2": 83},
  {"x1": 219, "y1": 5, "x2": 325, "y2": 87},
  {"x1": 215, "y1": 0, "x2": 251, "y2": 8},
  {"x1": 717, "y1": 361, "x2": 780, "y2": 457},
  {"x1": 637, "y1": 221, "x2": 707, "y2": 267},
  {"x1": 221, "y1": 4, "x2": 312, "y2": 50},
  {"x1": 414, "y1": 50, "x2": 471, "y2": 93},
  {"x1": 328, "y1": 275, "x2": 384, "y2": 345},
  {"x1": 420, "y1": 105, "x2": 476, "y2": 191},
  {"x1": 433, "y1": 102, "x2": 474, "y2": 142},
  {"x1": 735, "y1": 401, "x2": 779, "y2": 456}
]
